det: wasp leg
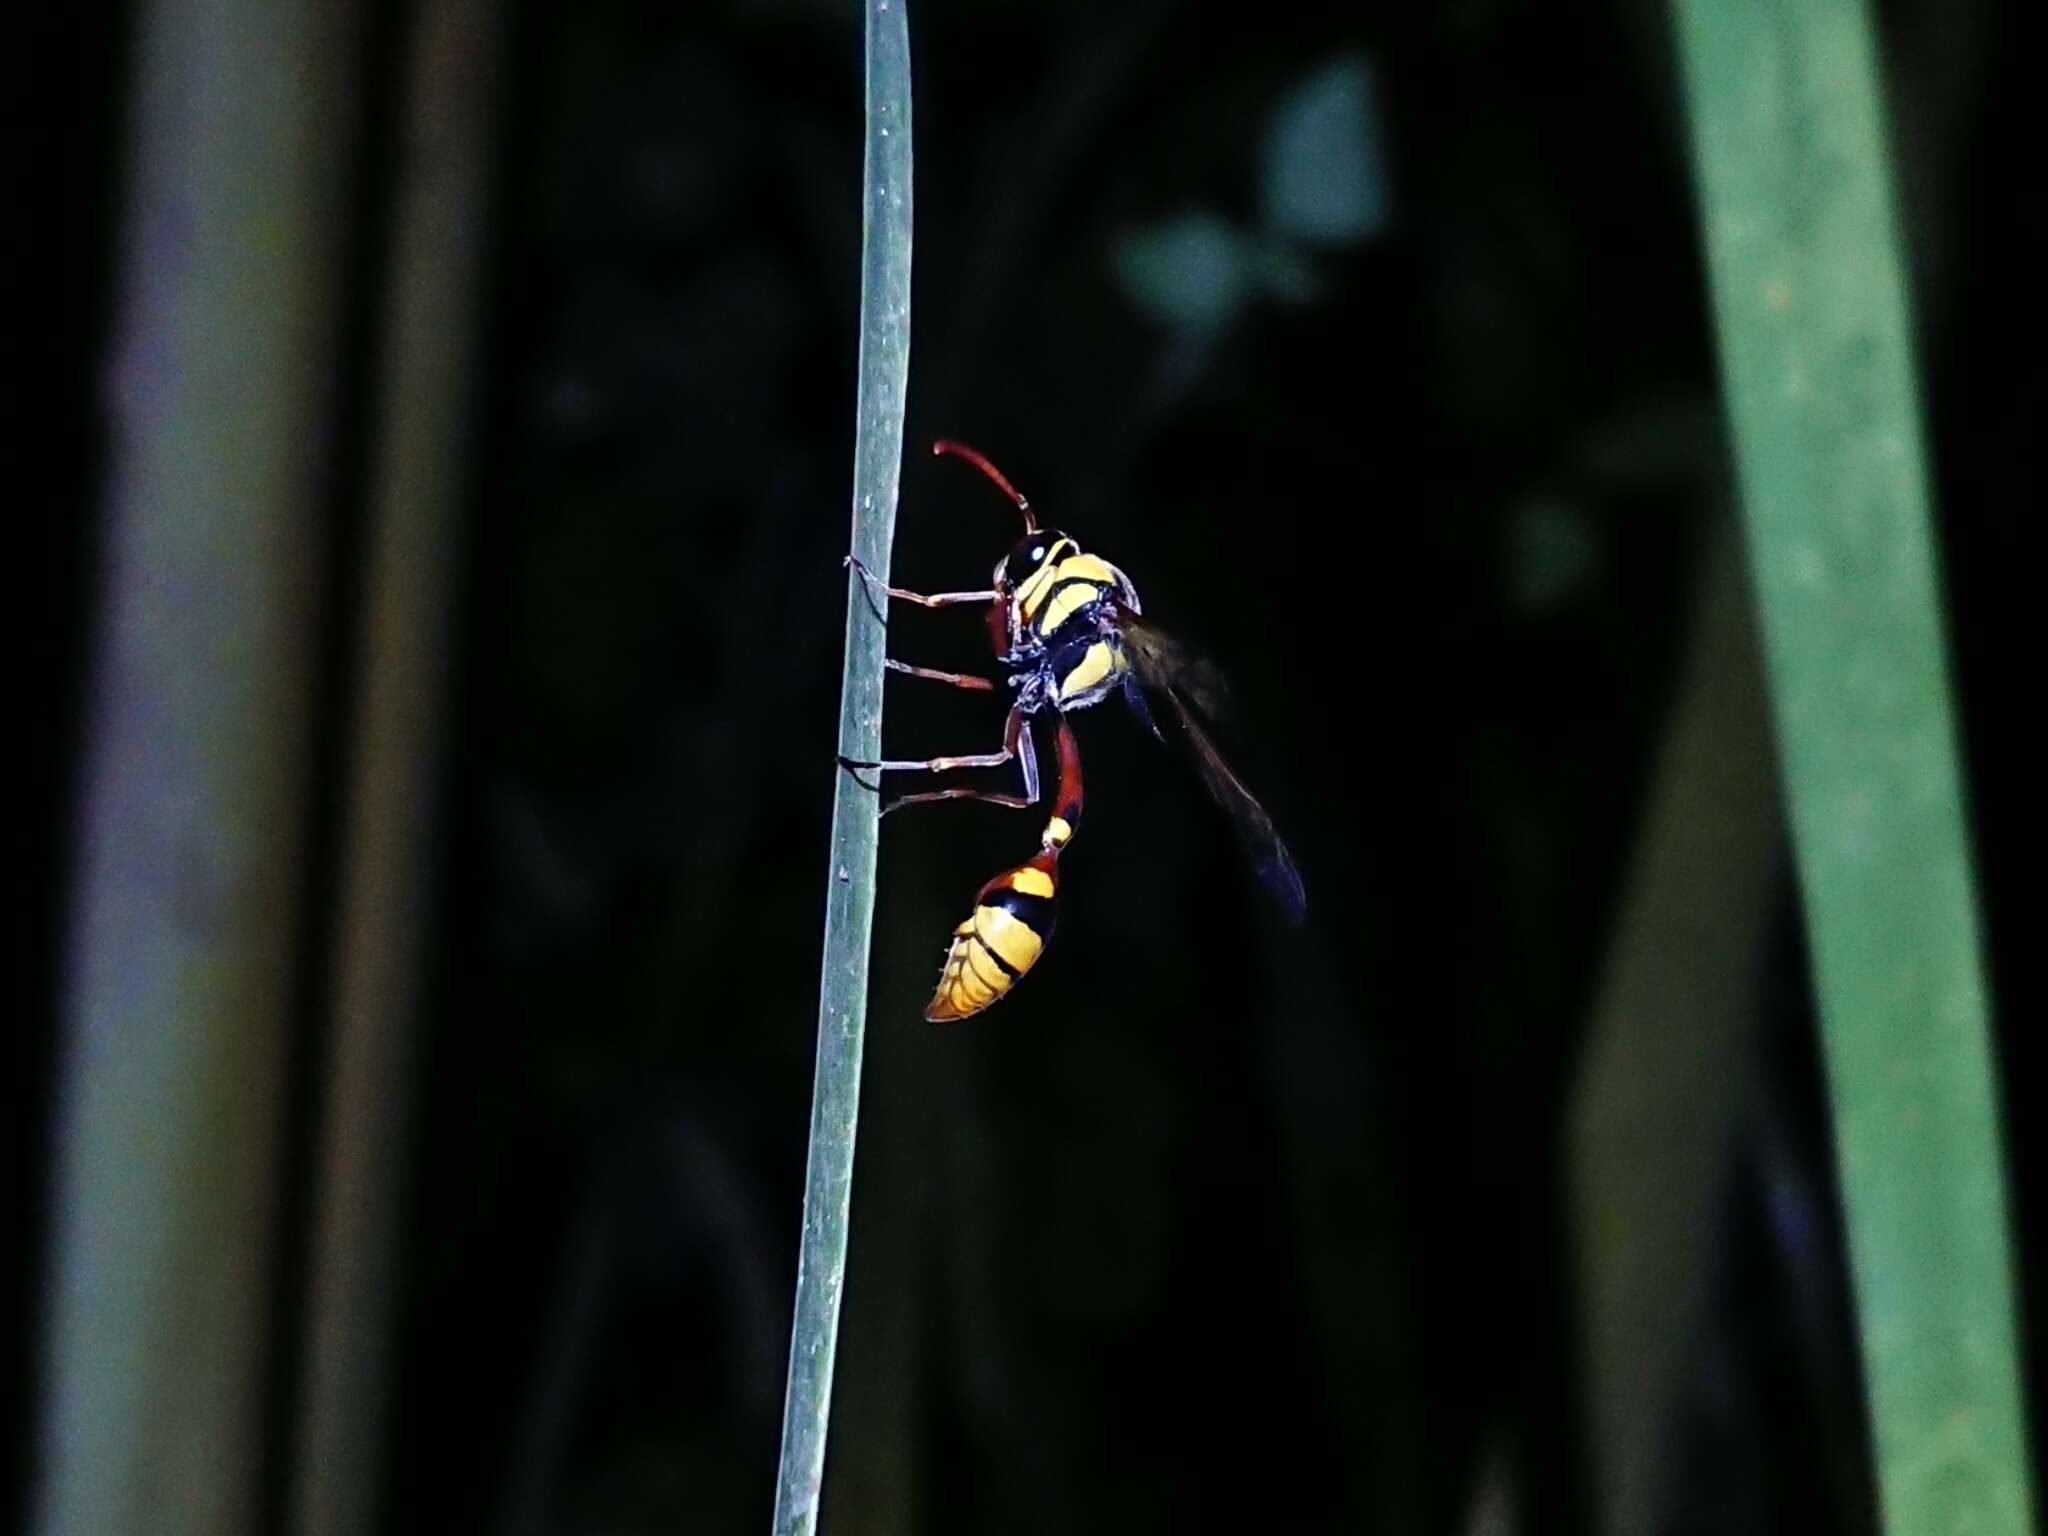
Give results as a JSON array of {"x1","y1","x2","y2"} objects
[
  {"x1": 881, "y1": 719, "x2": 1040, "y2": 816},
  {"x1": 840, "y1": 708, "x2": 1039, "y2": 809},
  {"x1": 839, "y1": 707, "x2": 1027, "y2": 775},
  {"x1": 846, "y1": 554, "x2": 1000, "y2": 614},
  {"x1": 881, "y1": 787, "x2": 1033, "y2": 816},
  {"x1": 886, "y1": 658, "x2": 998, "y2": 691},
  {"x1": 842, "y1": 748, "x2": 1013, "y2": 772}
]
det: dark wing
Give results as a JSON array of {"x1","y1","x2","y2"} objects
[
  {"x1": 1159, "y1": 685, "x2": 1308, "y2": 925},
  {"x1": 1116, "y1": 609, "x2": 1231, "y2": 723},
  {"x1": 1114, "y1": 609, "x2": 1307, "y2": 925}
]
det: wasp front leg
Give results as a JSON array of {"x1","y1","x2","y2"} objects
[{"x1": 846, "y1": 554, "x2": 1001, "y2": 614}]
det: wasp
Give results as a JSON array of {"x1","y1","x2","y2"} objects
[{"x1": 843, "y1": 440, "x2": 1306, "y2": 1022}]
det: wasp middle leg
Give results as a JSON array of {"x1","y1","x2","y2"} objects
[{"x1": 885, "y1": 658, "x2": 998, "y2": 691}]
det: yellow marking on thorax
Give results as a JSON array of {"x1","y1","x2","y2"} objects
[
  {"x1": 1055, "y1": 640, "x2": 1119, "y2": 703},
  {"x1": 1052, "y1": 552, "x2": 1119, "y2": 588},
  {"x1": 1036, "y1": 554, "x2": 1124, "y2": 635},
  {"x1": 1039, "y1": 584, "x2": 1096, "y2": 635},
  {"x1": 1042, "y1": 816, "x2": 1073, "y2": 848}
]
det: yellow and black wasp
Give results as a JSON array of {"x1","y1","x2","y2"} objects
[{"x1": 843, "y1": 440, "x2": 1306, "y2": 1021}]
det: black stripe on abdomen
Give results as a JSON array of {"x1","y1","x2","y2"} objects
[{"x1": 984, "y1": 885, "x2": 1056, "y2": 946}]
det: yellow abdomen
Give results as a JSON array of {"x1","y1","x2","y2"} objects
[{"x1": 925, "y1": 862, "x2": 1058, "y2": 1022}]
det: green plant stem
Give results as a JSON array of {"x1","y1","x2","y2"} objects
[
  {"x1": 771, "y1": 3, "x2": 913, "y2": 1532},
  {"x1": 1670, "y1": 1, "x2": 2034, "y2": 1530}
]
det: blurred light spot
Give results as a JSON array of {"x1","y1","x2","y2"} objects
[
  {"x1": 1114, "y1": 211, "x2": 1256, "y2": 331},
  {"x1": 1261, "y1": 54, "x2": 1390, "y2": 245}
]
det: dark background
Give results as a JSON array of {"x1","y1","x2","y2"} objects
[{"x1": 29, "y1": 1, "x2": 2032, "y2": 1533}]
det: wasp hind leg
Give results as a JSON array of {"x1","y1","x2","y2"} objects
[
  {"x1": 881, "y1": 784, "x2": 1034, "y2": 817},
  {"x1": 881, "y1": 722, "x2": 1039, "y2": 817},
  {"x1": 840, "y1": 706, "x2": 1039, "y2": 816}
]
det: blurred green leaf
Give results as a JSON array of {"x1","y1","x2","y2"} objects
[{"x1": 1673, "y1": 0, "x2": 2035, "y2": 1530}]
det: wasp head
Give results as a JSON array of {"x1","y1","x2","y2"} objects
[{"x1": 993, "y1": 530, "x2": 1073, "y2": 591}]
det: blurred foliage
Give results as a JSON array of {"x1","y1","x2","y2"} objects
[{"x1": 1672, "y1": 1, "x2": 2032, "y2": 1524}]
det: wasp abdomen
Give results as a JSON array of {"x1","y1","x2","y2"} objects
[{"x1": 924, "y1": 859, "x2": 1058, "y2": 1023}]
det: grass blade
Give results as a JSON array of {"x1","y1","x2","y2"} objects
[
  {"x1": 1670, "y1": 1, "x2": 2036, "y2": 1529},
  {"x1": 770, "y1": 2, "x2": 913, "y2": 1531}
]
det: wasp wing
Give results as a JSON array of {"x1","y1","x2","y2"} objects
[
  {"x1": 1113, "y1": 607, "x2": 1306, "y2": 925},
  {"x1": 1159, "y1": 684, "x2": 1308, "y2": 925},
  {"x1": 1116, "y1": 609, "x2": 1231, "y2": 724}
]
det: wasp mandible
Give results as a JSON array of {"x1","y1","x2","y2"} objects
[{"x1": 843, "y1": 441, "x2": 1306, "y2": 1022}]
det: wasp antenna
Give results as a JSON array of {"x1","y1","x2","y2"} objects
[{"x1": 933, "y1": 439, "x2": 1038, "y2": 532}]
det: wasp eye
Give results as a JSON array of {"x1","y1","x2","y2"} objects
[{"x1": 1007, "y1": 531, "x2": 1069, "y2": 577}]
